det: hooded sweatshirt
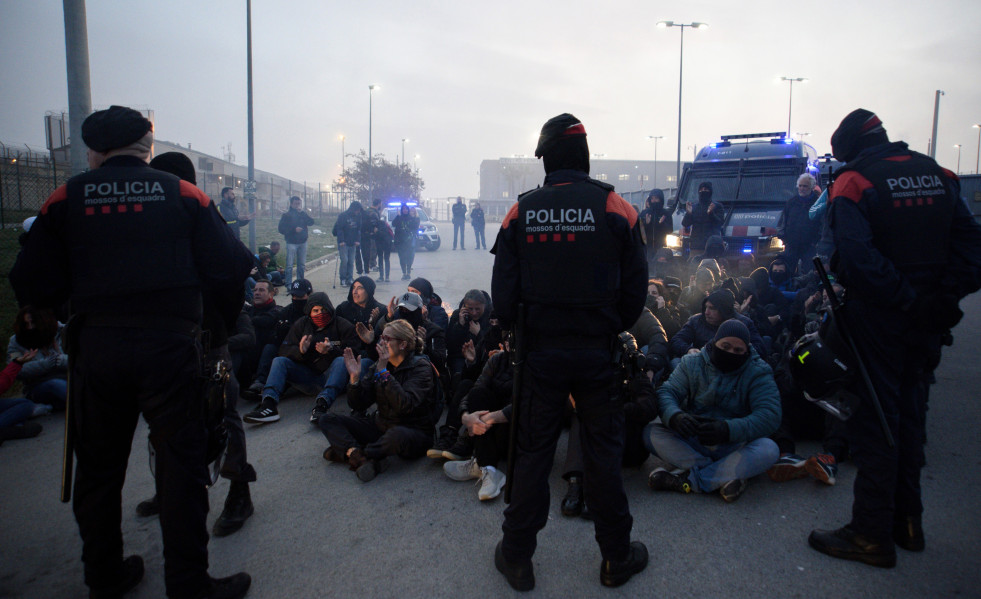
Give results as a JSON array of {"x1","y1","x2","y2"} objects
[
  {"x1": 336, "y1": 276, "x2": 387, "y2": 327},
  {"x1": 280, "y1": 291, "x2": 359, "y2": 372}
]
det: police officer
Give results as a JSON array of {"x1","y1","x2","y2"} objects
[
  {"x1": 807, "y1": 109, "x2": 981, "y2": 567},
  {"x1": 10, "y1": 106, "x2": 254, "y2": 598},
  {"x1": 490, "y1": 113, "x2": 649, "y2": 591}
]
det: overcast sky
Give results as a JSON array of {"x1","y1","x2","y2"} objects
[{"x1": 1, "y1": 0, "x2": 980, "y2": 198}]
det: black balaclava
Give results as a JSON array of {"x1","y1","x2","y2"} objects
[
  {"x1": 535, "y1": 113, "x2": 590, "y2": 174},
  {"x1": 396, "y1": 306, "x2": 424, "y2": 328},
  {"x1": 698, "y1": 181, "x2": 713, "y2": 203},
  {"x1": 706, "y1": 319, "x2": 752, "y2": 373},
  {"x1": 830, "y1": 109, "x2": 890, "y2": 163}
]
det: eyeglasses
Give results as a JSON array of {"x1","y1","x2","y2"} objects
[{"x1": 380, "y1": 334, "x2": 394, "y2": 343}]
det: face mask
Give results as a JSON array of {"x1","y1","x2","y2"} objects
[
  {"x1": 397, "y1": 308, "x2": 423, "y2": 328},
  {"x1": 708, "y1": 343, "x2": 750, "y2": 373},
  {"x1": 311, "y1": 312, "x2": 331, "y2": 328},
  {"x1": 771, "y1": 270, "x2": 790, "y2": 284},
  {"x1": 698, "y1": 190, "x2": 712, "y2": 202}
]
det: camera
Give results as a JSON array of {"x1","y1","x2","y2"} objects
[{"x1": 615, "y1": 332, "x2": 646, "y2": 374}]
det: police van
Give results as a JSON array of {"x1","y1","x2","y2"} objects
[
  {"x1": 666, "y1": 132, "x2": 820, "y2": 261},
  {"x1": 380, "y1": 201, "x2": 442, "y2": 251}
]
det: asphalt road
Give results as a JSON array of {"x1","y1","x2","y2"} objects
[{"x1": 2, "y1": 221, "x2": 980, "y2": 598}]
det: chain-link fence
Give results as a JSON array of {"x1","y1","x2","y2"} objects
[{"x1": 0, "y1": 142, "x2": 70, "y2": 229}]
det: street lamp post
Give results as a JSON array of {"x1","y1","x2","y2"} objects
[
  {"x1": 647, "y1": 135, "x2": 663, "y2": 188},
  {"x1": 368, "y1": 84, "x2": 378, "y2": 202},
  {"x1": 929, "y1": 90, "x2": 944, "y2": 158},
  {"x1": 401, "y1": 138, "x2": 409, "y2": 167},
  {"x1": 339, "y1": 134, "x2": 345, "y2": 171},
  {"x1": 973, "y1": 124, "x2": 981, "y2": 174},
  {"x1": 779, "y1": 77, "x2": 807, "y2": 138},
  {"x1": 954, "y1": 144, "x2": 962, "y2": 175},
  {"x1": 657, "y1": 20, "x2": 708, "y2": 187}
]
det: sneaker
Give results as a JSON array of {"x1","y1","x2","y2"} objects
[
  {"x1": 478, "y1": 466, "x2": 506, "y2": 501},
  {"x1": 427, "y1": 433, "x2": 455, "y2": 459},
  {"x1": 322, "y1": 446, "x2": 347, "y2": 464},
  {"x1": 805, "y1": 453, "x2": 838, "y2": 486},
  {"x1": 30, "y1": 403, "x2": 53, "y2": 418},
  {"x1": 808, "y1": 526, "x2": 897, "y2": 568},
  {"x1": 243, "y1": 398, "x2": 279, "y2": 424},
  {"x1": 719, "y1": 479, "x2": 748, "y2": 503},
  {"x1": 310, "y1": 398, "x2": 330, "y2": 423},
  {"x1": 600, "y1": 541, "x2": 649, "y2": 588},
  {"x1": 443, "y1": 457, "x2": 480, "y2": 481},
  {"x1": 647, "y1": 468, "x2": 693, "y2": 494},
  {"x1": 443, "y1": 434, "x2": 474, "y2": 461},
  {"x1": 89, "y1": 555, "x2": 145, "y2": 599},
  {"x1": 767, "y1": 453, "x2": 808, "y2": 482}
]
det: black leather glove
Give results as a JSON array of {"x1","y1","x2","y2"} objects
[
  {"x1": 697, "y1": 419, "x2": 729, "y2": 446},
  {"x1": 669, "y1": 412, "x2": 699, "y2": 437}
]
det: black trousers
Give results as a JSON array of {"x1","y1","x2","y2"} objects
[
  {"x1": 465, "y1": 385, "x2": 510, "y2": 468},
  {"x1": 453, "y1": 221, "x2": 465, "y2": 248},
  {"x1": 842, "y1": 298, "x2": 930, "y2": 541},
  {"x1": 502, "y1": 348, "x2": 632, "y2": 563},
  {"x1": 319, "y1": 412, "x2": 431, "y2": 460},
  {"x1": 72, "y1": 327, "x2": 210, "y2": 598}
]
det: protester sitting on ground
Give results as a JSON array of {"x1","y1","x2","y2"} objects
[
  {"x1": 359, "y1": 292, "x2": 448, "y2": 380},
  {"x1": 336, "y1": 277, "x2": 387, "y2": 330},
  {"x1": 678, "y1": 268, "x2": 716, "y2": 317},
  {"x1": 668, "y1": 289, "x2": 767, "y2": 363},
  {"x1": 442, "y1": 340, "x2": 512, "y2": 501},
  {"x1": 239, "y1": 279, "x2": 281, "y2": 386},
  {"x1": 244, "y1": 278, "x2": 312, "y2": 399},
  {"x1": 407, "y1": 277, "x2": 448, "y2": 330},
  {"x1": 767, "y1": 255, "x2": 799, "y2": 300},
  {"x1": 0, "y1": 348, "x2": 43, "y2": 445},
  {"x1": 320, "y1": 320, "x2": 439, "y2": 482},
  {"x1": 243, "y1": 291, "x2": 360, "y2": 425},
  {"x1": 6, "y1": 306, "x2": 67, "y2": 412},
  {"x1": 644, "y1": 319, "x2": 781, "y2": 502},
  {"x1": 257, "y1": 240, "x2": 285, "y2": 286},
  {"x1": 647, "y1": 279, "x2": 684, "y2": 341}
]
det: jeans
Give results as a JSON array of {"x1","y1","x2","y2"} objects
[
  {"x1": 286, "y1": 242, "x2": 308, "y2": 284},
  {"x1": 453, "y1": 221, "x2": 465, "y2": 249},
  {"x1": 27, "y1": 377, "x2": 68, "y2": 410},
  {"x1": 314, "y1": 357, "x2": 371, "y2": 407},
  {"x1": 268, "y1": 271, "x2": 285, "y2": 286},
  {"x1": 338, "y1": 244, "x2": 357, "y2": 284},
  {"x1": 262, "y1": 356, "x2": 330, "y2": 402},
  {"x1": 0, "y1": 396, "x2": 34, "y2": 429},
  {"x1": 473, "y1": 226, "x2": 486, "y2": 249},
  {"x1": 377, "y1": 248, "x2": 391, "y2": 280},
  {"x1": 643, "y1": 423, "x2": 779, "y2": 492}
]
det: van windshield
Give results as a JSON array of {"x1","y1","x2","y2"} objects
[{"x1": 676, "y1": 164, "x2": 799, "y2": 209}]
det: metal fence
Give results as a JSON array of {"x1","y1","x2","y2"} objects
[{"x1": 0, "y1": 143, "x2": 70, "y2": 228}]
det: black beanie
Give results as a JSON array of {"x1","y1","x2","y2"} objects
[
  {"x1": 749, "y1": 267, "x2": 770, "y2": 293},
  {"x1": 82, "y1": 105, "x2": 153, "y2": 152},
  {"x1": 408, "y1": 277, "x2": 434, "y2": 302},
  {"x1": 831, "y1": 109, "x2": 889, "y2": 162},
  {"x1": 149, "y1": 152, "x2": 196, "y2": 184},
  {"x1": 535, "y1": 113, "x2": 587, "y2": 158},
  {"x1": 698, "y1": 181, "x2": 713, "y2": 192},
  {"x1": 713, "y1": 319, "x2": 750, "y2": 346},
  {"x1": 705, "y1": 288, "x2": 736, "y2": 319}
]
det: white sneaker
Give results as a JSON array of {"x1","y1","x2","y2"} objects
[
  {"x1": 478, "y1": 466, "x2": 506, "y2": 501},
  {"x1": 443, "y1": 457, "x2": 480, "y2": 481}
]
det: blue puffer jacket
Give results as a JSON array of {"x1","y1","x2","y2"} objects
[{"x1": 657, "y1": 346, "x2": 781, "y2": 443}]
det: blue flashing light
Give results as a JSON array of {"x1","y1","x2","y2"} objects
[
  {"x1": 741, "y1": 248, "x2": 753, "y2": 254},
  {"x1": 387, "y1": 200, "x2": 418, "y2": 207}
]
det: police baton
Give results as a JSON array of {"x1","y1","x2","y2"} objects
[
  {"x1": 504, "y1": 303, "x2": 526, "y2": 504},
  {"x1": 60, "y1": 315, "x2": 81, "y2": 503},
  {"x1": 813, "y1": 257, "x2": 895, "y2": 448}
]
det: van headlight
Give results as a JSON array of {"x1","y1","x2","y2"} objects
[
  {"x1": 665, "y1": 234, "x2": 681, "y2": 249},
  {"x1": 768, "y1": 237, "x2": 785, "y2": 251}
]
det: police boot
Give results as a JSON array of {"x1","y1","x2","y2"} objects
[
  {"x1": 212, "y1": 482, "x2": 254, "y2": 538},
  {"x1": 561, "y1": 476, "x2": 584, "y2": 517}
]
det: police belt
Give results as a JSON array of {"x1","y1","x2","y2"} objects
[
  {"x1": 80, "y1": 312, "x2": 201, "y2": 339},
  {"x1": 526, "y1": 333, "x2": 614, "y2": 352}
]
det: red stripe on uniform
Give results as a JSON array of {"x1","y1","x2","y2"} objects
[
  {"x1": 605, "y1": 192, "x2": 638, "y2": 227},
  {"x1": 101, "y1": 206, "x2": 111, "y2": 214},
  {"x1": 134, "y1": 204, "x2": 143, "y2": 212},
  {"x1": 830, "y1": 171, "x2": 874, "y2": 204},
  {"x1": 553, "y1": 233, "x2": 561, "y2": 242},
  {"x1": 503, "y1": 203, "x2": 521, "y2": 230},
  {"x1": 179, "y1": 180, "x2": 213, "y2": 208},
  {"x1": 40, "y1": 185, "x2": 69, "y2": 215},
  {"x1": 539, "y1": 234, "x2": 547, "y2": 242},
  {"x1": 85, "y1": 206, "x2": 95, "y2": 216},
  {"x1": 567, "y1": 233, "x2": 575, "y2": 242},
  {"x1": 118, "y1": 204, "x2": 127, "y2": 213}
]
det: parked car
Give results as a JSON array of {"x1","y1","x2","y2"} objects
[{"x1": 380, "y1": 201, "x2": 441, "y2": 251}]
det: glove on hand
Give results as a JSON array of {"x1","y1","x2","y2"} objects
[
  {"x1": 697, "y1": 419, "x2": 729, "y2": 446},
  {"x1": 669, "y1": 412, "x2": 699, "y2": 438}
]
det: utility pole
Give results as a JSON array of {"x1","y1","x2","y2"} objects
[
  {"x1": 929, "y1": 90, "x2": 944, "y2": 159},
  {"x1": 62, "y1": 0, "x2": 92, "y2": 176},
  {"x1": 246, "y1": 0, "x2": 256, "y2": 251}
]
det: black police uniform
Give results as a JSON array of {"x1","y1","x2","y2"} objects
[
  {"x1": 11, "y1": 155, "x2": 253, "y2": 597},
  {"x1": 491, "y1": 168, "x2": 647, "y2": 564},
  {"x1": 827, "y1": 142, "x2": 981, "y2": 546}
]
